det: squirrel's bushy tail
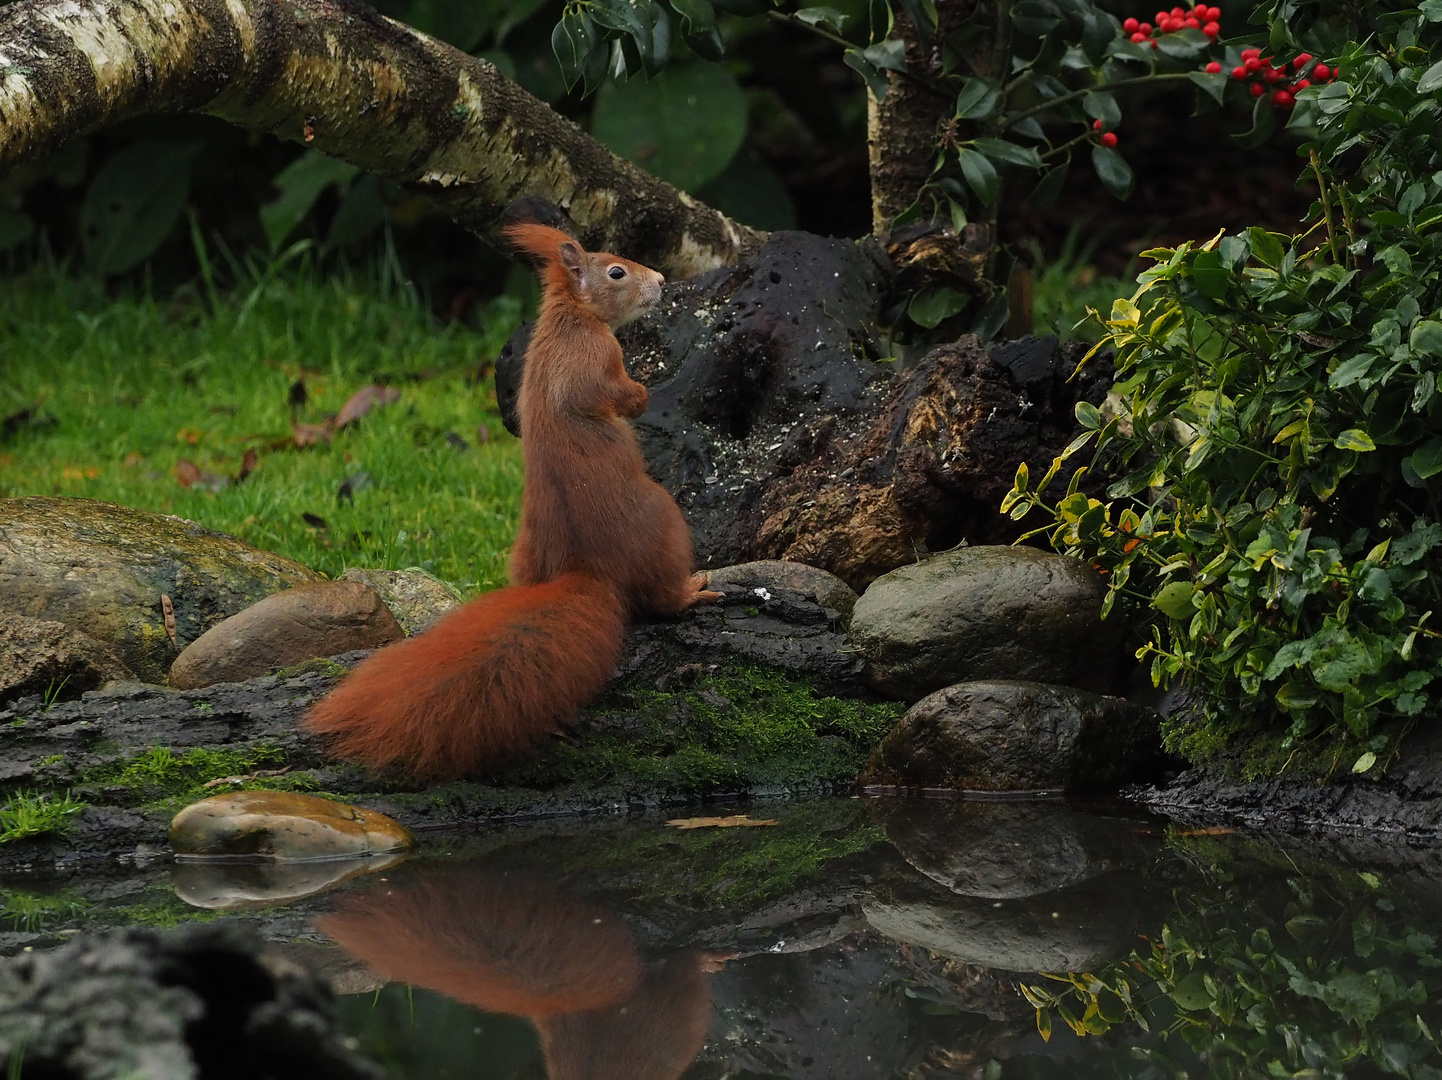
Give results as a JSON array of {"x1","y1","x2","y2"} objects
[{"x1": 304, "y1": 572, "x2": 625, "y2": 780}]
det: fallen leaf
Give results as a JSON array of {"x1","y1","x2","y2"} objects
[
  {"x1": 337, "y1": 470, "x2": 373, "y2": 505},
  {"x1": 446, "y1": 431, "x2": 470, "y2": 451},
  {"x1": 292, "y1": 422, "x2": 332, "y2": 448},
  {"x1": 61, "y1": 466, "x2": 100, "y2": 481},
  {"x1": 235, "y1": 448, "x2": 258, "y2": 483},
  {"x1": 123, "y1": 452, "x2": 146, "y2": 467},
  {"x1": 476, "y1": 423, "x2": 491, "y2": 444},
  {"x1": 302, "y1": 511, "x2": 328, "y2": 530},
  {"x1": 174, "y1": 459, "x2": 228, "y2": 490},
  {"x1": 177, "y1": 428, "x2": 203, "y2": 445},
  {"x1": 666, "y1": 815, "x2": 780, "y2": 830},
  {"x1": 160, "y1": 594, "x2": 178, "y2": 647},
  {"x1": 288, "y1": 378, "x2": 308, "y2": 411},
  {"x1": 333, "y1": 384, "x2": 400, "y2": 430}
]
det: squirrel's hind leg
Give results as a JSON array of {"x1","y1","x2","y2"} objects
[{"x1": 687, "y1": 572, "x2": 723, "y2": 606}]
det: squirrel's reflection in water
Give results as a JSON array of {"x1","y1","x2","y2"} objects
[{"x1": 316, "y1": 864, "x2": 719, "y2": 1080}]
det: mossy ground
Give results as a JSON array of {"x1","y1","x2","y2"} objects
[
  {"x1": 487, "y1": 660, "x2": 904, "y2": 794},
  {"x1": 77, "y1": 744, "x2": 323, "y2": 812}
]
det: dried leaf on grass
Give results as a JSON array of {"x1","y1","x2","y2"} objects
[
  {"x1": 333, "y1": 384, "x2": 400, "y2": 429},
  {"x1": 666, "y1": 815, "x2": 780, "y2": 830},
  {"x1": 202, "y1": 767, "x2": 292, "y2": 789},
  {"x1": 291, "y1": 422, "x2": 332, "y2": 448}
]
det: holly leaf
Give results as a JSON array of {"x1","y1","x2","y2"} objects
[{"x1": 1091, "y1": 145, "x2": 1134, "y2": 199}]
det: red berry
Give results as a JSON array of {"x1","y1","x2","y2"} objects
[
  {"x1": 1205, "y1": 61, "x2": 1222, "y2": 73},
  {"x1": 1313, "y1": 63, "x2": 1331, "y2": 79},
  {"x1": 1273, "y1": 89, "x2": 1294, "y2": 107},
  {"x1": 1101, "y1": 132, "x2": 1118, "y2": 147},
  {"x1": 1184, "y1": 17, "x2": 1200, "y2": 28},
  {"x1": 1231, "y1": 64, "x2": 1247, "y2": 78},
  {"x1": 1171, "y1": 6, "x2": 1184, "y2": 16},
  {"x1": 1139, "y1": 21, "x2": 1153, "y2": 33},
  {"x1": 1295, "y1": 78, "x2": 1311, "y2": 89},
  {"x1": 1250, "y1": 82, "x2": 1264, "y2": 96},
  {"x1": 1293, "y1": 53, "x2": 1312, "y2": 68},
  {"x1": 1124, "y1": 16, "x2": 1139, "y2": 31},
  {"x1": 1155, "y1": 10, "x2": 1168, "y2": 22},
  {"x1": 1207, "y1": 6, "x2": 1221, "y2": 19},
  {"x1": 1263, "y1": 67, "x2": 1283, "y2": 82},
  {"x1": 1150, "y1": 39, "x2": 1158, "y2": 47},
  {"x1": 1244, "y1": 56, "x2": 1261, "y2": 72},
  {"x1": 1130, "y1": 31, "x2": 1147, "y2": 42},
  {"x1": 1093, "y1": 118, "x2": 1104, "y2": 129},
  {"x1": 1241, "y1": 47, "x2": 1260, "y2": 60},
  {"x1": 1204, "y1": 21, "x2": 1220, "y2": 36}
]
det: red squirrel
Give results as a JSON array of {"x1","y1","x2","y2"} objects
[{"x1": 305, "y1": 223, "x2": 720, "y2": 780}]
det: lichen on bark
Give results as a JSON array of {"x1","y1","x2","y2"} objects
[{"x1": 0, "y1": 0, "x2": 765, "y2": 277}]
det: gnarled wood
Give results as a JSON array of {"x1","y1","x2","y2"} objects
[{"x1": 0, "y1": 0, "x2": 765, "y2": 277}]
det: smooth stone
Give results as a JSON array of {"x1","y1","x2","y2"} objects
[
  {"x1": 169, "y1": 791, "x2": 414, "y2": 861},
  {"x1": 864, "y1": 796, "x2": 1156, "y2": 899},
  {"x1": 0, "y1": 612, "x2": 135, "y2": 704},
  {"x1": 171, "y1": 851, "x2": 408, "y2": 910},
  {"x1": 169, "y1": 581, "x2": 403, "y2": 689},
  {"x1": 339, "y1": 567, "x2": 462, "y2": 635},
  {"x1": 848, "y1": 545, "x2": 1125, "y2": 701},
  {"x1": 858, "y1": 680, "x2": 1163, "y2": 793},
  {"x1": 862, "y1": 871, "x2": 1145, "y2": 973},
  {"x1": 0, "y1": 496, "x2": 322, "y2": 683},
  {"x1": 703, "y1": 560, "x2": 859, "y2": 617}
]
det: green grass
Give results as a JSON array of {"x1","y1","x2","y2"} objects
[
  {"x1": 0, "y1": 259, "x2": 525, "y2": 593},
  {"x1": 0, "y1": 789, "x2": 87, "y2": 844},
  {"x1": 1031, "y1": 228, "x2": 1134, "y2": 343},
  {"x1": 81, "y1": 743, "x2": 321, "y2": 810}
]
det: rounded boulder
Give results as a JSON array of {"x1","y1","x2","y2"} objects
[
  {"x1": 170, "y1": 790, "x2": 414, "y2": 861},
  {"x1": 848, "y1": 546, "x2": 1124, "y2": 700},
  {"x1": 169, "y1": 580, "x2": 403, "y2": 689},
  {"x1": 0, "y1": 496, "x2": 321, "y2": 683}
]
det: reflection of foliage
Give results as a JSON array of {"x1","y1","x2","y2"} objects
[
  {"x1": 0, "y1": 889, "x2": 90, "y2": 933},
  {"x1": 1022, "y1": 869, "x2": 1442, "y2": 1078}
]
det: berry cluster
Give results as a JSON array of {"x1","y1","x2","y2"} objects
[
  {"x1": 1229, "y1": 49, "x2": 1335, "y2": 108},
  {"x1": 1123, "y1": 5, "x2": 1221, "y2": 47}
]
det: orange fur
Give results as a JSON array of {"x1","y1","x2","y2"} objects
[
  {"x1": 305, "y1": 226, "x2": 719, "y2": 780},
  {"x1": 316, "y1": 864, "x2": 713, "y2": 1080}
]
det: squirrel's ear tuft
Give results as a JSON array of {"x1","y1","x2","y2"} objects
[
  {"x1": 558, "y1": 240, "x2": 585, "y2": 276},
  {"x1": 501, "y1": 222, "x2": 583, "y2": 272}
]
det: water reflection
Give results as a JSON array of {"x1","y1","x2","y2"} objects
[
  {"x1": 317, "y1": 864, "x2": 716, "y2": 1080},
  {"x1": 295, "y1": 802, "x2": 1442, "y2": 1078}
]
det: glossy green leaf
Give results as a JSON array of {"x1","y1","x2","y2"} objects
[
  {"x1": 1091, "y1": 146, "x2": 1134, "y2": 200},
  {"x1": 959, "y1": 148, "x2": 1000, "y2": 204}
]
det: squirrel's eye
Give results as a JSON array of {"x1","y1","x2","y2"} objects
[{"x1": 607, "y1": 265, "x2": 627, "y2": 280}]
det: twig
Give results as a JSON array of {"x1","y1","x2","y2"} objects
[
  {"x1": 765, "y1": 9, "x2": 952, "y2": 100},
  {"x1": 1005, "y1": 71, "x2": 1195, "y2": 129},
  {"x1": 1309, "y1": 148, "x2": 1341, "y2": 265}
]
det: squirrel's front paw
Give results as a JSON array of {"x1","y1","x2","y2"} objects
[{"x1": 687, "y1": 572, "x2": 723, "y2": 606}]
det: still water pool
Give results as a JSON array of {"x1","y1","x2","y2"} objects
[{"x1": 8, "y1": 796, "x2": 1442, "y2": 1078}]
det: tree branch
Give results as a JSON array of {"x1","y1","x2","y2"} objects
[{"x1": 0, "y1": 0, "x2": 766, "y2": 277}]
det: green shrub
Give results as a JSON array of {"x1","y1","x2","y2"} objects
[{"x1": 1005, "y1": 0, "x2": 1442, "y2": 774}]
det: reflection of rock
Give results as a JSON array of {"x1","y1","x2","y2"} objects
[
  {"x1": 339, "y1": 567, "x2": 462, "y2": 635},
  {"x1": 317, "y1": 862, "x2": 713, "y2": 1080},
  {"x1": 172, "y1": 851, "x2": 409, "y2": 910},
  {"x1": 849, "y1": 546, "x2": 1124, "y2": 701},
  {"x1": 0, "y1": 612, "x2": 135, "y2": 705},
  {"x1": 169, "y1": 791, "x2": 414, "y2": 861},
  {"x1": 863, "y1": 870, "x2": 1146, "y2": 973},
  {"x1": 864, "y1": 797, "x2": 1154, "y2": 899},
  {"x1": 0, "y1": 496, "x2": 321, "y2": 683},
  {"x1": 169, "y1": 581, "x2": 404, "y2": 690},
  {"x1": 707, "y1": 944, "x2": 926, "y2": 1080},
  {"x1": 0, "y1": 925, "x2": 387, "y2": 1079},
  {"x1": 859, "y1": 681, "x2": 1163, "y2": 793}
]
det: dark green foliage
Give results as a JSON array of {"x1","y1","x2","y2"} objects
[
  {"x1": 0, "y1": 790, "x2": 86, "y2": 845},
  {"x1": 1023, "y1": 850, "x2": 1442, "y2": 1077},
  {"x1": 1005, "y1": 0, "x2": 1442, "y2": 774}
]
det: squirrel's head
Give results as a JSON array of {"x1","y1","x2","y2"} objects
[{"x1": 504, "y1": 223, "x2": 665, "y2": 329}]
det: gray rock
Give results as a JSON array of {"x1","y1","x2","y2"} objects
[
  {"x1": 0, "y1": 496, "x2": 322, "y2": 683},
  {"x1": 862, "y1": 871, "x2": 1145, "y2": 973},
  {"x1": 0, "y1": 612, "x2": 135, "y2": 704},
  {"x1": 170, "y1": 791, "x2": 415, "y2": 861},
  {"x1": 849, "y1": 546, "x2": 1126, "y2": 700},
  {"x1": 169, "y1": 581, "x2": 403, "y2": 689},
  {"x1": 864, "y1": 796, "x2": 1157, "y2": 899},
  {"x1": 859, "y1": 680, "x2": 1163, "y2": 793},
  {"x1": 0, "y1": 924, "x2": 389, "y2": 1079},
  {"x1": 339, "y1": 567, "x2": 461, "y2": 635},
  {"x1": 703, "y1": 560, "x2": 859, "y2": 618}
]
